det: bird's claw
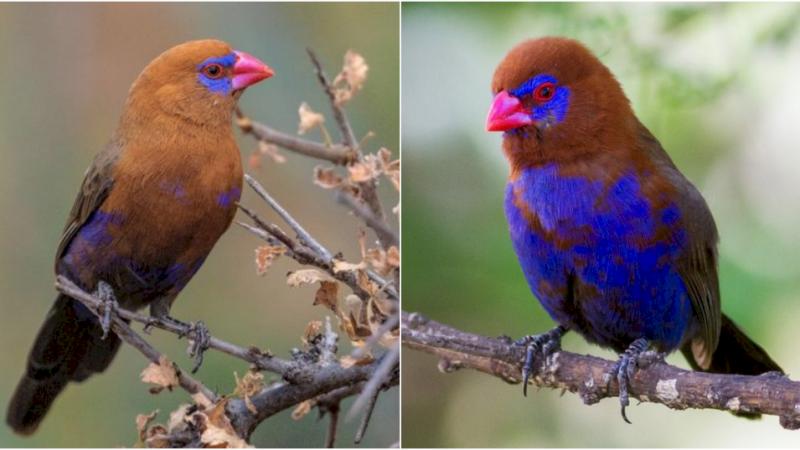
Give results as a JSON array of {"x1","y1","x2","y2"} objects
[
  {"x1": 606, "y1": 338, "x2": 648, "y2": 424},
  {"x1": 95, "y1": 281, "x2": 118, "y2": 340},
  {"x1": 513, "y1": 325, "x2": 567, "y2": 396},
  {"x1": 188, "y1": 321, "x2": 211, "y2": 374}
]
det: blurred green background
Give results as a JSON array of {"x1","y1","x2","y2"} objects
[
  {"x1": 0, "y1": 2, "x2": 398, "y2": 447},
  {"x1": 402, "y1": 2, "x2": 800, "y2": 447}
]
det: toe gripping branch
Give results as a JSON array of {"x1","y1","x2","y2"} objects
[
  {"x1": 514, "y1": 325, "x2": 568, "y2": 396},
  {"x1": 96, "y1": 281, "x2": 119, "y2": 340},
  {"x1": 605, "y1": 338, "x2": 649, "y2": 424}
]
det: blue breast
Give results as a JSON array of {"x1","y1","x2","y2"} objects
[{"x1": 505, "y1": 164, "x2": 695, "y2": 352}]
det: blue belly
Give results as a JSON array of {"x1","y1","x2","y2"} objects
[{"x1": 505, "y1": 164, "x2": 695, "y2": 352}]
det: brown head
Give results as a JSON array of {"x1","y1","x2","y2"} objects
[
  {"x1": 486, "y1": 37, "x2": 638, "y2": 172},
  {"x1": 118, "y1": 39, "x2": 273, "y2": 134}
]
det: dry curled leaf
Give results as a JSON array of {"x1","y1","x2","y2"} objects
[
  {"x1": 298, "y1": 102, "x2": 325, "y2": 135},
  {"x1": 292, "y1": 400, "x2": 313, "y2": 420},
  {"x1": 340, "y1": 352, "x2": 375, "y2": 369},
  {"x1": 313, "y1": 166, "x2": 346, "y2": 189},
  {"x1": 141, "y1": 355, "x2": 179, "y2": 394},
  {"x1": 314, "y1": 281, "x2": 340, "y2": 312},
  {"x1": 287, "y1": 269, "x2": 334, "y2": 287},
  {"x1": 378, "y1": 148, "x2": 400, "y2": 191},
  {"x1": 333, "y1": 51, "x2": 369, "y2": 106},
  {"x1": 234, "y1": 372, "x2": 264, "y2": 416},
  {"x1": 255, "y1": 245, "x2": 286, "y2": 276},
  {"x1": 302, "y1": 320, "x2": 324, "y2": 347},
  {"x1": 201, "y1": 398, "x2": 252, "y2": 448},
  {"x1": 136, "y1": 410, "x2": 160, "y2": 443},
  {"x1": 366, "y1": 246, "x2": 399, "y2": 276},
  {"x1": 348, "y1": 153, "x2": 380, "y2": 183}
]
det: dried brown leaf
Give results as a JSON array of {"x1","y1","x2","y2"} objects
[
  {"x1": 258, "y1": 140, "x2": 286, "y2": 164},
  {"x1": 348, "y1": 154, "x2": 379, "y2": 183},
  {"x1": 192, "y1": 392, "x2": 214, "y2": 410},
  {"x1": 136, "y1": 410, "x2": 159, "y2": 442},
  {"x1": 287, "y1": 269, "x2": 334, "y2": 287},
  {"x1": 167, "y1": 404, "x2": 192, "y2": 433},
  {"x1": 302, "y1": 320, "x2": 323, "y2": 347},
  {"x1": 292, "y1": 400, "x2": 313, "y2": 420},
  {"x1": 340, "y1": 351, "x2": 374, "y2": 369},
  {"x1": 333, "y1": 259, "x2": 367, "y2": 273},
  {"x1": 313, "y1": 166, "x2": 346, "y2": 189},
  {"x1": 141, "y1": 355, "x2": 179, "y2": 393},
  {"x1": 233, "y1": 371, "x2": 265, "y2": 399},
  {"x1": 298, "y1": 102, "x2": 325, "y2": 135},
  {"x1": 255, "y1": 245, "x2": 286, "y2": 276},
  {"x1": 314, "y1": 281, "x2": 340, "y2": 312},
  {"x1": 333, "y1": 51, "x2": 369, "y2": 106},
  {"x1": 201, "y1": 398, "x2": 252, "y2": 448},
  {"x1": 145, "y1": 424, "x2": 170, "y2": 448}
]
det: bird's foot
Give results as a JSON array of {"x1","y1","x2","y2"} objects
[
  {"x1": 604, "y1": 338, "x2": 648, "y2": 424},
  {"x1": 513, "y1": 325, "x2": 567, "y2": 396},
  {"x1": 143, "y1": 315, "x2": 191, "y2": 335},
  {"x1": 187, "y1": 321, "x2": 211, "y2": 374},
  {"x1": 95, "y1": 281, "x2": 119, "y2": 340}
]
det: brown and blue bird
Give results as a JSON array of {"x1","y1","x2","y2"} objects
[
  {"x1": 486, "y1": 37, "x2": 782, "y2": 422},
  {"x1": 7, "y1": 39, "x2": 273, "y2": 435}
]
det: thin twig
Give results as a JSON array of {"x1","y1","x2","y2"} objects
[
  {"x1": 55, "y1": 276, "x2": 293, "y2": 376},
  {"x1": 324, "y1": 405, "x2": 339, "y2": 448},
  {"x1": 306, "y1": 48, "x2": 390, "y2": 251},
  {"x1": 354, "y1": 387, "x2": 380, "y2": 445},
  {"x1": 306, "y1": 49, "x2": 359, "y2": 150},
  {"x1": 235, "y1": 107, "x2": 353, "y2": 165},
  {"x1": 54, "y1": 278, "x2": 217, "y2": 403},
  {"x1": 239, "y1": 177, "x2": 398, "y2": 301},
  {"x1": 245, "y1": 174, "x2": 333, "y2": 261},
  {"x1": 348, "y1": 342, "x2": 399, "y2": 421},
  {"x1": 336, "y1": 191, "x2": 398, "y2": 248}
]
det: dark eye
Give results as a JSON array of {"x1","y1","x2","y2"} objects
[
  {"x1": 202, "y1": 63, "x2": 224, "y2": 79},
  {"x1": 533, "y1": 82, "x2": 556, "y2": 102}
]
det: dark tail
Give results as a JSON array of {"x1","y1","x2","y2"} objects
[
  {"x1": 681, "y1": 313, "x2": 782, "y2": 375},
  {"x1": 6, "y1": 295, "x2": 121, "y2": 435},
  {"x1": 680, "y1": 313, "x2": 782, "y2": 420}
]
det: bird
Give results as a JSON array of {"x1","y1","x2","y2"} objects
[
  {"x1": 7, "y1": 39, "x2": 273, "y2": 435},
  {"x1": 485, "y1": 36, "x2": 782, "y2": 422}
]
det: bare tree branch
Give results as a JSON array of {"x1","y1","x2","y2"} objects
[
  {"x1": 306, "y1": 49, "x2": 392, "y2": 251},
  {"x1": 235, "y1": 107, "x2": 354, "y2": 165},
  {"x1": 401, "y1": 311, "x2": 800, "y2": 430},
  {"x1": 336, "y1": 191, "x2": 398, "y2": 248},
  {"x1": 55, "y1": 277, "x2": 217, "y2": 403},
  {"x1": 238, "y1": 175, "x2": 399, "y2": 302}
]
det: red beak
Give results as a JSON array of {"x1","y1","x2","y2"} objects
[
  {"x1": 232, "y1": 51, "x2": 274, "y2": 91},
  {"x1": 486, "y1": 90, "x2": 533, "y2": 132}
]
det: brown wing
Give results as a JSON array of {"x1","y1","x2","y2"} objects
[
  {"x1": 637, "y1": 121, "x2": 722, "y2": 369},
  {"x1": 54, "y1": 142, "x2": 120, "y2": 269},
  {"x1": 673, "y1": 184, "x2": 722, "y2": 369}
]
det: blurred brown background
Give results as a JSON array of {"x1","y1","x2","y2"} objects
[
  {"x1": 402, "y1": 2, "x2": 800, "y2": 447},
  {"x1": 0, "y1": 2, "x2": 398, "y2": 447}
]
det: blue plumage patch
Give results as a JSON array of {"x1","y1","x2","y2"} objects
[
  {"x1": 197, "y1": 53, "x2": 236, "y2": 94},
  {"x1": 510, "y1": 74, "x2": 571, "y2": 124},
  {"x1": 505, "y1": 164, "x2": 693, "y2": 351},
  {"x1": 217, "y1": 186, "x2": 241, "y2": 208}
]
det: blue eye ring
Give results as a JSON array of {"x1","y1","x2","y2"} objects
[
  {"x1": 202, "y1": 63, "x2": 225, "y2": 79},
  {"x1": 533, "y1": 81, "x2": 556, "y2": 103}
]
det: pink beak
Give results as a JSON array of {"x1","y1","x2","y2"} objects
[
  {"x1": 232, "y1": 50, "x2": 274, "y2": 91},
  {"x1": 486, "y1": 90, "x2": 533, "y2": 132}
]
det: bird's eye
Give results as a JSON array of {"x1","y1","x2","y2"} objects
[
  {"x1": 533, "y1": 82, "x2": 556, "y2": 102},
  {"x1": 202, "y1": 63, "x2": 224, "y2": 79}
]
